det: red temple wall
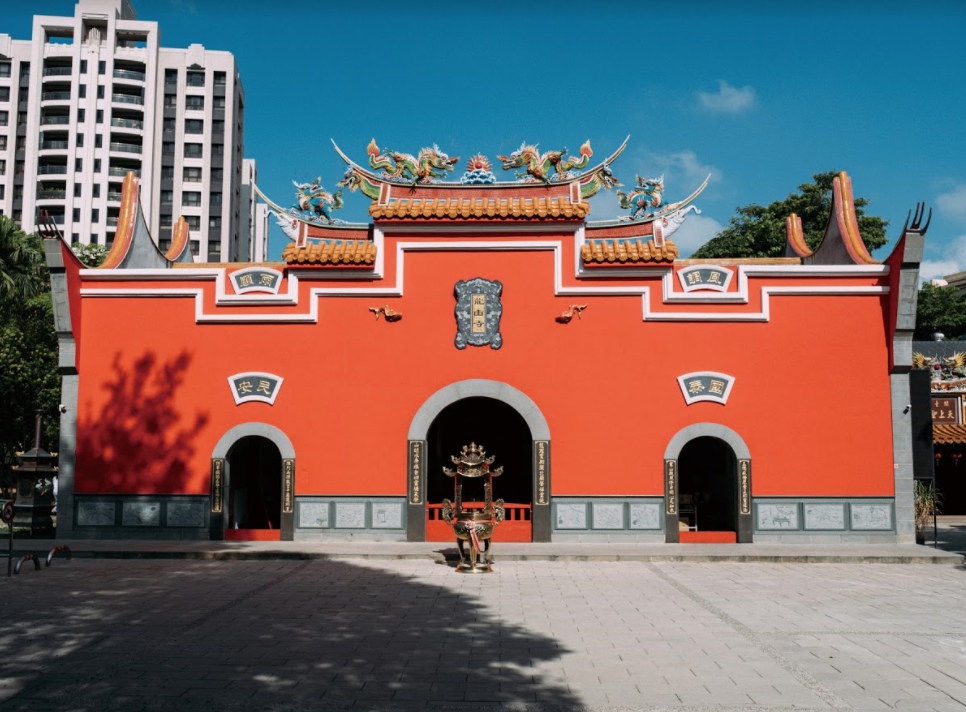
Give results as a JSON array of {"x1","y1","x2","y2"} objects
[{"x1": 72, "y1": 247, "x2": 895, "y2": 500}]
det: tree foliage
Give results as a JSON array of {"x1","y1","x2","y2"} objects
[
  {"x1": 915, "y1": 283, "x2": 966, "y2": 340},
  {"x1": 692, "y1": 171, "x2": 889, "y2": 259},
  {"x1": 71, "y1": 242, "x2": 109, "y2": 267},
  {"x1": 0, "y1": 215, "x2": 47, "y2": 305}
]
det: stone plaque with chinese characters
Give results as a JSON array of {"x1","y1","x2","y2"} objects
[
  {"x1": 677, "y1": 265, "x2": 734, "y2": 292},
  {"x1": 454, "y1": 278, "x2": 503, "y2": 349},
  {"x1": 228, "y1": 372, "x2": 284, "y2": 405},
  {"x1": 230, "y1": 268, "x2": 283, "y2": 295},
  {"x1": 676, "y1": 372, "x2": 735, "y2": 405},
  {"x1": 932, "y1": 397, "x2": 961, "y2": 424}
]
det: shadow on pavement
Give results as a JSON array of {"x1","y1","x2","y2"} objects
[{"x1": 0, "y1": 558, "x2": 584, "y2": 711}]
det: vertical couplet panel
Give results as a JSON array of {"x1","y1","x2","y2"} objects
[
  {"x1": 533, "y1": 440, "x2": 551, "y2": 542},
  {"x1": 738, "y1": 459, "x2": 752, "y2": 543},
  {"x1": 665, "y1": 459, "x2": 679, "y2": 543},
  {"x1": 281, "y1": 458, "x2": 295, "y2": 541},
  {"x1": 408, "y1": 440, "x2": 427, "y2": 541},
  {"x1": 210, "y1": 458, "x2": 225, "y2": 540}
]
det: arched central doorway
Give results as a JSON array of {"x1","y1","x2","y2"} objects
[
  {"x1": 677, "y1": 437, "x2": 737, "y2": 543},
  {"x1": 226, "y1": 436, "x2": 282, "y2": 539},
  {"x1": 426, "y1": 397, "x2": 533, "y2": 542}
]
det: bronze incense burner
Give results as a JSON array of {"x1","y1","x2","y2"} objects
[{"x1": 441, "y1": 442, "x2": 505, "y2": 573}]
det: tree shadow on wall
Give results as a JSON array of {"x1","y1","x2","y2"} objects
[
  {"x1": 1, "y1": 559, "x2": 587, "y2": 711},
  {"x1": 76, "y1": 351, "x2": 210, "y2": 493}
]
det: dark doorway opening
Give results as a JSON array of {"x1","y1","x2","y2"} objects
[
  {"x1": 935, "y1": 445, "x2": 966, "y2": 515},
  {"x1": 677, "y1": 436, "x2": 738, "y2": 543},
  {"x1": 227, "y1": 436, "x2": 282, "y2": 540},
  {"x1": 426, "y1": 397, "x2": 532, "y2": 542}
]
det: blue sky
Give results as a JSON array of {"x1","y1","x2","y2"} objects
[{"x1": 9, "y1": 1, "x2": 966, "y2": 275}]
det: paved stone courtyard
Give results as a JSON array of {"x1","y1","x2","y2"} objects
[{"x1": 3, "y1": 558, "x2": 966, "y2": 711}]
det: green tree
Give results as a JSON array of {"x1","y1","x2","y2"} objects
[
  {"x1": 692, "y1": 171, "x2": 889, "y2": 259},
  {"x1": 914, "y1": 283, "x2": 966, "y2": 340},
  {"x1": 0, "y1": 215, "x2": 46, "y2": 305},
  {"x1": 71, "y1": 242, "x2": 109, "y2": 267}
]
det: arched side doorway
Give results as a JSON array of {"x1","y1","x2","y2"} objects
[
  {"x1": 408, "y1": 379, "x2": 551, "y2": 542},
  {"x1": 664, "y1": 424, "x2": 752, "y2": 544},
  {"x1": 210, "y1": 423, "x2": 296, "y2": 541}
]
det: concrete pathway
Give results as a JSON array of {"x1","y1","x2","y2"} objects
[{"x1": 4, "y1": 556, "x2": 966, "y2": 710}]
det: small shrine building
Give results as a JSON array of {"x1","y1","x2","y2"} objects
[{"x1": 44, "y1": 138, "x2": 928, "y2": 544}]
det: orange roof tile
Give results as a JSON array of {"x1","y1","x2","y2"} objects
[
  {"x1": 282, "y1": 240, "x2": 377, "y2": 266},
  {"x1": 369, "y1": 197, "x2": 589, "y2": 220},
  {"x1": 581, "y1": 238, "x2": 679, "y2": 264},
  {"x1": 933, "y1": 424, "x2": 966, "y2": 445}
]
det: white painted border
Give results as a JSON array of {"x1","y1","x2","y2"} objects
[
  {"x1": 80, "y1": 237, "x2": 890, "y2": 324},
  {"x1": 676, "y1": 264, "x2": 735, "y2": 293},
  {"x1": 227, "y1": 371, "x2": 285, "y2": 405},
  {"x1": 676, "y1": 371, "x2": 736, "y2": 405},
  {"x1": 229, "y1": 266, "x2": 284, "y2": 295}
]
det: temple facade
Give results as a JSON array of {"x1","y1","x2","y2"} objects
[{"x1": 44, "y1": 138, "x2": 927, "y2": 544}]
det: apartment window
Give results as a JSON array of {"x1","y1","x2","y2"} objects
[
  {"x1": 75, "y1": 158, "x2": 82, "y2": 171},
  {"x1": 212, "y1": 96, "x2": 225, "y2": 109},
  {"x1": 91, "y1": 184, "x2": 100, "y2": 198},
  {"x1": 214, "y1": 71, "x2": 227, "y2": 86},
  {"x1": 92, "y1": 208, "x2": 99, "y2": 222},
  {"x1": 211, "y1": 119, "x2": 224, "y2": 135},
  {"x1": 183, "y1": 166, "x2": 202, "y2": 182},
  {"x1": 17, "y1": 111, "x2": 26, "y2": 126},
  {"x1": 93, "y1": 158, "x2": 101, "y2": 172},
  {"x1": 0, "y1": 111, "x2": 6, "y2": 127},
  {"x1": 161, "y1": 165, "x2": 174, "y2": 179},
  {"x1": 17, "y1": 88, "x2": 27, "y2": 102},
  {"x1": 96, "y1": 109, "x2": 103, "y2": 123},
  {"x1": 0, "y1": 87, "x2": 9, "y2": 102},
  {"x1": 72, "y1": 208, "x2": 80, "y2": 221},
  {"x1": 76, "y1": 133, "x2": 84, "y2": 147},
  {"x1": 186, "y1": 71, "x2": 205, "y2": 87},
  {"x1": 210, "y1": 168, "x2": 223, "y2": 184},
  {"x1": 0, "y1": 62, "x2": 10, "y2": 78},
  {"x1": 185, "y1": 95, "x2": 204, "y2": 110},
  {"x1": 163, "y1": 117, "x2": 175, "y2": 132},
  {"x1": 80, "y1": 59, "x2": 87, "y2": 73},
  {"x1": 96, "y1": 85, "x2": 104, "y2": 99},
  {"x1": 162, "y1": 142, "x2": 174, "y2": 155},
  {"x1": 0, "y1": 186, "x2": 4, "y2": 199},
  {"x1": 164, "y1": 94, "x2": 177, "y2": 108},
  {"x1": 183, "y1": 191, "x2": 201, "y2": 207},
  {"x1": 0, "y1": 160, "x2": 5, "y2": 175},
  {"x1": 185, "y1": 118, "x2": 203, "y2": 134},
  {"x1": 15, "y1": 160, "x2": 23, "y2": 175},
  {"x1": 74, "y1": 183, "x2": 81, "y2": 197},
  {"x1": 209, "y1": 216, "x2": 221, "y2": 229},
  {"x1": 95, "y1": 134, "x2": 102, "y2": 148},
  {"x1": 160, "y1": 214, "x2": 173, "y2": 227},
  {"x1": 77, "y1": 108, "x2": 85, "y2": 122},
  {"x1": 185, "y1": 215, "x2": 200, "y2": 230},
  {"x1": 98, "y1": 60, "x2": 105, "y2": 75},
  {"x1": 184, "y1": 143, "x2": 202, "y2": 158},
  {"x1": 160, "y1": 190, "x2": 173, "y2": 204},
  {"x1": 0, "y1": 136, "x2": 7, "y2": 150},
  {"x1": 78, "y1": 85, "x2": 86, "y2": 98},
  {"x1": 164, "y1": 68, "x2": 177, "y2": 83},
  {"x1": 15, "y1": 137, "x2": 24, "y2": 151},
  {"x1": 209, "y1": 192, "x2": 222, "y2": 206}
]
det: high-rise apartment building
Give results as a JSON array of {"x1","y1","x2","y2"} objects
[{"x1": 0, "y1": 0, "x2": 264, "y2": 262}]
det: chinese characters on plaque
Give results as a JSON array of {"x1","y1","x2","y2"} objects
[
  {"x1": 534, "y1": 441, "x2": 549, "y2": 505},
  {"x1": 409, "y1": 440, "x2": 425, "y2": 505},
  {"x1": 676, "y1": 372, "x2": 736, "y2": 405},
  {"x1": 454, "y1": 278, "x2": 504, "y2": 349},
  {"x1": 228, "y1": 372, "x2": 284, "y2": 405},
  {"x1": 932, "y1": 396, "x2": 961, "y2": 424},
  {"x1": 230, "y1": 268, "x2": 283, "y2": 295},
  {"x1": 677, "y1": 265, "x2": 735, "y2": 293}
]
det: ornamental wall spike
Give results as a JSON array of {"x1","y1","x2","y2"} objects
[
  {"x1": 555, "y1": 304, "x2": 587, "y2": 324},
  {"x1": 368, "y1": 306, "x2": 402, "y2": 322}
]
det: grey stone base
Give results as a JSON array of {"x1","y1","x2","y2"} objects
[
  {"x1": 754, "y1": 498, "x2": 896, "y2": 536},
  {"x1": 552, "y1": 497, "x2": 664, "y2": 535},
  {"x1": 753, "y1": 533, "x2": 901, "y2": 544},
  {"x1": 295, "y1": 496, "x2": 406, "y2": 540},
  {"x1": 551, "y1": 532, "x2": 666, "y2": 543},
  {"x1": 73, "y1": 495, "x2": 208, "y2": 538}
]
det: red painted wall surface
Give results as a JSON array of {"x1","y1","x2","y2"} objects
[{"x1": 72, "y1": 234, "x2": 895, "y2": 500}]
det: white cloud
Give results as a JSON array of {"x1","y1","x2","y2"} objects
[
  {"x1": 640, "y1": 150, "x2": 720, "y2": 192},
  {"x1": 920, "y1": 232, "x2": 966, "y2": 283},
  {"x1": 671, "y1": 213, "x2": 725, "y2": 257},
  {"x1": 697, "y1": 80, "x2": 757, "y2": 114},
  {"x1": 937, "y1": 185, "x2": 966, "y2": 223}
]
